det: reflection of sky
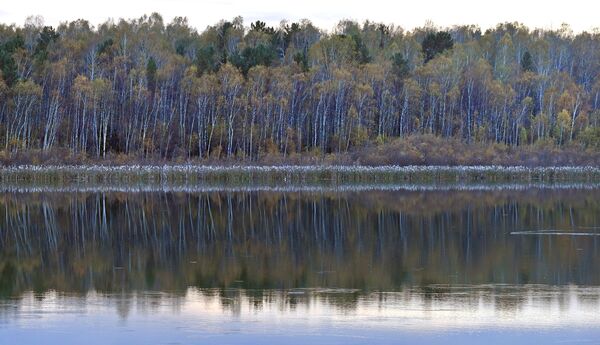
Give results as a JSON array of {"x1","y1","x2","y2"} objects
[{"x1": 1, "y1": 286, "x2": 600, "y2": 344}]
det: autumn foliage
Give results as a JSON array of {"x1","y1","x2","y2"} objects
[{"x1": 0, "y1": 15, "x2": 600, "y2": 165}]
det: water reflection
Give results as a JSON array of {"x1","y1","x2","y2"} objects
[
  {"x1": 1, "y1": 187, "x2": 600, "y2": 343},
  {"x1": 0, "y1": 187, "x2": 599, "y2": 297},
  {"x1": 1, "y1": 286, "x2": 600, "y2": 331}
]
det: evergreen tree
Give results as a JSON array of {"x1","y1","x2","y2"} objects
[
  {"x1": 195, "y1": 45, "x2": 217, "y2": 76},
  {"x1": 521, "y1": 51, "x2": 534, "y2": 72},
  {"x1": 422, "y1": 31, "x2": 453, "y2": 62},
  {"x1": 33, "y1": 26, "x2": 59, "y2": 65},
  {"x1": 392, "y1": 52, "x2": 409, "y2": 80},
  {"x1": 231, "y1": 44, "x2": 276, "y2": 76},
  {"x1": 0, "y1": 35, "x2": 24, "y2": 86},
  {"x1": 293, "y1": 51, "x2": 309, "y2": 72},
  {"x1": 146, "y1": 57, "x2": 158, "y2": 95}
]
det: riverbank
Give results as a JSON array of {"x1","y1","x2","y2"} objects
[
  {"x1": 2, "y1": 165, "x2": 600, "y2": 185},
  {"x1": 2, "y1": 136, "x2": 600, "y2": 167}
]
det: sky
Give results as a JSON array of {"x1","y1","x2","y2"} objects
[{"x1": 0, "y1": 0, "x2": 598, "y2": 33}]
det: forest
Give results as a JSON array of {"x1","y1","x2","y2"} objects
[{"x1": 1, "y1": 14, "x2": 600, "y2": 164}]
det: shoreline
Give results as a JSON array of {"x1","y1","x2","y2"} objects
[
  {"x1": 2, "y1": 164, "x2": 600, "y2": 184},
  {"x1": 3, "y1": 164, "x2": 600, "y2": 170},
  {"x1": 1, "y1": 181, "x2": 600, "y2": 194}
]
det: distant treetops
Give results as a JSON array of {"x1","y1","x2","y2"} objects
[{"x1": 0, "y1": 15, "x2": 599, "y2": 161}]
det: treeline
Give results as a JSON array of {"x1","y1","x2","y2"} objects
[{"x1": 1, "y1": 14, "x2": 600, "y2": 162}]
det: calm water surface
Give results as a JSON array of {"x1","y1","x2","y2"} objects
[{"x1": 1, "y1": 185, "x2": 600, "y2": 344}]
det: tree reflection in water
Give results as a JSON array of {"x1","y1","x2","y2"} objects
[{"x1": 0, "y1": 187, "x2": 599, "y2": 299}]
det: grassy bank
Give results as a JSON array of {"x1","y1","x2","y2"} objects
[
  {"x1": 2, "y1": 165, "x2": 600, "y2": 186},
  {"x1": 1, "y1": 136, "x2": 600, "y2": 185},
  {"x1": 2, "y1": 135, "x2": 600, "y2": 168}
]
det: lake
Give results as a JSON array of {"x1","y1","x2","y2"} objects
[{"x1": 1, "y1": 182, "x2": 600, "y2": 344}]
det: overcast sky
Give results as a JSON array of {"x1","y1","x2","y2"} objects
[{"x1": 1, "y1": 0, "x2": 598, "y2": 33}]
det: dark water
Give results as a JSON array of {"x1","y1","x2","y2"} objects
[{"x1": 1, "y1": 185, "x2": 600, "y2": 344}]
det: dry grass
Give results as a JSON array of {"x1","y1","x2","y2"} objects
[{"x1": 1, "y1": 135, "x2": 599, "y2": 167}]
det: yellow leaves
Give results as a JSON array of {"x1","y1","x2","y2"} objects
[
  {"x1": 427, "y1": 81, "x2": 441, "y2": 97},
  {"x1": 350, "y1": 125, "x2": 369, "y2": 148},
  {"x1": 519, "y1": 126, "x2": 528, "y2": 145},
  {"x1": 574, "y1": 112, "x2": 589, "y2": 133},
  {"x1": 522, "y1": 96, "x2": 534, "y2": 109},
  {"x1": 247, "y1": 65, "x2": 269, "y2": 82},
  {"x1": 546, "y1": 72, "x2": 581, "y2": 111},
  {"x1": 199, "y1": 73, "x2": 219, "y2": 94},
  {"x1": 142, "y1": 136, "x2": 155, "y2": 155},
  {"x1": 557, "y1": 109, "x2": 571, "y2": 130},
  {"x1": 278, "y1": 97, "x2": 289, "y2": 108},
  {"x1": 184, "y1": 65, "x2": 198, "y2": 79},
  {"x1": 517, "y1": 70, "x2": 537, "y2": 87},
  {"x1": 271, "y1": 67, "x2": 293, "y2": 94},
  {"x1": 448, "y1": 85, "x2": 460, "y2": 102},
  {"x1": 580, "y1": 126, "x2": 600, "y2": 148},
  {"x1": 348, "y1": 105, "x2": 358, "y2": 120},
  {"x1": 532, "y1": 113, "x2": 549, "y2": 128},
  {"x1": 487, "y1": 81, "x2": 504, "y2": 103},
  {"x1": 218, "y1": 63, "x2": 244, "y2": 91},
  {"x1": 49, "y1": 58, "x2": 68, "y2": 79},
  {"x1": 263, "y1": 138, "x2": 279, "y2": 155},
  {"x1": 181, "y1": 65, "x2": 221, "y2": 98},
  {"x1": 413, "y1": 117, "x2": 420, "y2": 129},
  {"x1": 375, "y1": 134, "x2": 387, "y2": 146},
  {"x1": 181, "y1": 66, "x2": 203, "y2": 95},
  {"x1": 355, "y1": 83, "x2": 374, "y2": 99},
  {"x1": 403, "y1": 78, "x2": 422, "y2": 99},
  {"x1": 558, "y1": 91, "x2": 576, "y2": 111},
  {"x1": 471, "y1": 58, "x2": 493, "y2": 81},
  {"x1": 8, "y1": 136, "x2": 23, "y2": 150},
  {"x1": 332, "y1": 67, "x2": 352, "y2": 82},
  {"x1": 72, "y1": 74, "x2": 111, "y2": 100},
  {"x1": 475, "y1": 124, "x2": 487, "y2": 142},
  {"x1": 309, "y1": 34, "x2": 357, "y2": 68},
  {"x1": 417, "y1": 54, "x2": 453, "y2": 79},
  {"x1": 73, "y1": 74, "x2": 92, "y2": 95},
  {"x1": 92, "y1": 78, "x2": 111, "y2": 95},
  {"x1": 359, "y1": 63, "x2": 385, "y2": 81},
  {"x1": 498, "y1": 33, "x2": 515, "y2": 52},
  {"x1": 285, "y1": 127, "x2": 298, "y2": 153},
  {"x1": 0, "y1": 76, "x2": 7, "y2": 99},
  {"x1": 13, "y1": 79, "x2": 42, "y2": 97},
  {"x1": 157, "y1": 54, "x2": 187, "y2": 81},
  {"x1": 496, "y1": 33, "x2": 516, "y2": 79}
]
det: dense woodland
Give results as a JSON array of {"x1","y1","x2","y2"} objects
[{"x1": 1, "y1": 14, "x2": 600, "y2": 163}]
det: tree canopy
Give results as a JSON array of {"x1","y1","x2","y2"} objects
[
  {"x1": 0, "y1": 15, "x2": 599, "y2": 161},
  {"x1": 421, "y1": 31, "x2": 453, "y2": 62}
]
